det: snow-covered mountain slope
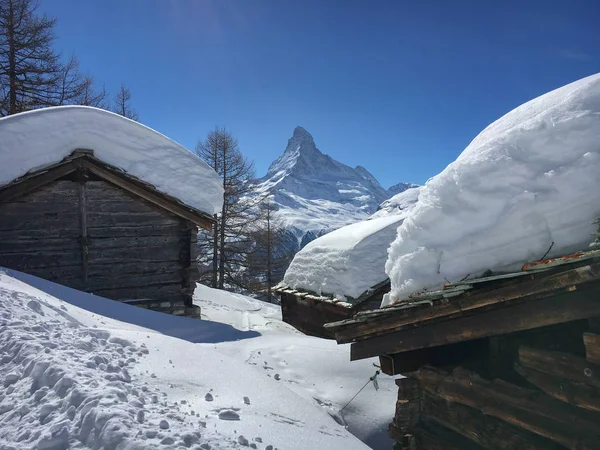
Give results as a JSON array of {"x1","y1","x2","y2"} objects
[
  {"x1": 384, "y1": 72, "x2": 600, "y2": 305},
  {"x1": 0, "y1": 268, "x2": 394, "y2": 450},
  {"x1": 252, "y1": 126, "x2": 413, "y2": 249}
]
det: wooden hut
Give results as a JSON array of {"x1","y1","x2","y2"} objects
[
  {"x1": 326, "y1": 250, "x2": 600, "y2": 449},
  {"x1": 274, "y1": 279, "x2": 390, "y2": 338},
  {"x1": 0, "y1": 107, "x2": 222, "y2": 317}
]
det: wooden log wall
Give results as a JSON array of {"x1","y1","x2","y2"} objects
[
  {"x1": 0, "y1": 178, "x2": 200, "y2": 308},
  {"x1": 280, "y1": 291, "x2": 354, "y2": 338},
  {"x1": 389, "y1": 317, "x2": 600, "y2": 449}
]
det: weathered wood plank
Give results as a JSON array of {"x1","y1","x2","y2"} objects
[
  {"x1": 87, "y1": 224, "x2": 184, "y2": 238},
  {"x1": 350, "y1": 286, "x2": 600, "y2": 360},
  {"x1": 88, "y1": 235, "x2": 185, "y2": 250},
  {"x1": 84, "y1": 272, "x2": 182, "y2": 291},
  {"x1": 87, "y1": 246, "x2": 182, "y2": 263},
  {"x1": 86, "y1": 211, "x2": 180, "y2": 227},
  {"x1": 379, "y1": 339, "x2": 488, "y2": 376},
  {"x1": 583, "y1": 332, "x2": 600, "y2": 365},
  {"x1": 0, "y1": 238, "x2": 80, "y2": 254},
  {"x1": 87, "y1": 261, "x2": 183, "y2": 277},
  {"x1": 390, "y1": 377, "x2": 420, "y2": 435},
  {"x1": 91, "y1": 283, "x2": 184, "y2": 301},
  {"x1": 0, "y1": 213, "x2": 80, "y2": 232},
  {"x1": 336, "y1": 261, "x2": 600, "y2": 344},
  {"x1": 515, "y1": 363, "x2": 600, "y2": 413},
  {"x1": 25, "y1": 265, "x2": 83, "y2": 282},
  {"x1": 0, "y1": 251, "x2": 82, "y2": 269},
  {"x1": 415, "y1": 366, "x2": 600, "y2": 449},
  {"x1": 0, "y1": 228, "x2": 81, "y2": 240},
  {"x1": 77, "y1": 180, "x2": 89, "y2": 286},
  {"x1": 0, "y1": 162, "x2": 76, "y2": 202},
  {"x1": 518, "y1": 346, "x2": 600, "y2": 389},
  {"x1": 421, "y1": 390, "x2": 564, "y2": 449}
]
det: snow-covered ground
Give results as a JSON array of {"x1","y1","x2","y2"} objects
[
  {"x1": 0, "y1": 106, "x2": 223, "y2": 215},
  {"x1": 383, "y1": 72, "x2": 600, "y2": 304},
  {"x1": 370, "y1": 187, "x2": 421, "y2": 219},
  {"x1": 0, "y1": 268, "x2": 396, "y2": 450}
]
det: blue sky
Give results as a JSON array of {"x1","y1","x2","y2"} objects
[{"x1": 39, "y1": 0, "x2": 599, "y2": 187}]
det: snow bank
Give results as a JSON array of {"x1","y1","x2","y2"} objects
[
  {"x1": 0, "y1": 270, "x2": 372, "y2": 450},
  {"x1": 0, "y1": 106, "x2": 223, "y2": 215},
  {"x1": 384, "y1": 73, "x2": 600, "y2": 305},
  {"x1": 283, "y1": 214, "x2": 410, "y2": 299}
]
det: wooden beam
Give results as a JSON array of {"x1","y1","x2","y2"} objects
[
  {"x1": 415, "y1": 366, "x2": 600, "y2": 449},
  {"x1": 80, "y1": 159, "x2": 213, "y2": 230},
  {"x1": 379, "y1": 339, "x2": 487, "y2": 375},
  {"x1": 350, "y1": 286, "x2": 600, "y2": 360},
  {"x1": 336, "y1": 261, "x2": 600, "y2": 344},
  {"x1": 412, "y1": 422, "x2": 484, "y2": 450},
  {"x1": 583, "y1": 332, "x2": 600, "y2": 365},
  {"x1": 0, "y1": 162, "x2": 76, "y2": 203},
  {"x1": 421, "y1": 390, "x2": 564, "y2": 449},
  {"x1": 515, "y1": 363, "x2": 600, "y2": 413},
  {"x1": 518, "y1": 346, "x2": 600, "y2": 389}
]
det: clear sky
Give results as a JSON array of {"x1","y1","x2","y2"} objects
[{"x1": 39, "y1": 0, "x2": 599, "y2": 187}]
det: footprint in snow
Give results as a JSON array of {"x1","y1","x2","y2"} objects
[
  {"x1": 204, "y1": 393, "x2": 213, "y2": 402},
  {"x1": 243, "y1": 396, "x2": 250, "y2": 405}
]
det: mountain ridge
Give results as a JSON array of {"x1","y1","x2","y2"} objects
[{"x1": 252, "y1": 126, "x2": 416, "y2": 251}]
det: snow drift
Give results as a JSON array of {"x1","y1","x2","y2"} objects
[
  {"x1": 0, "y1": 106, "x2": 223, "y2": 215},
  {"x1": 384, "y1": 73, "x2": 600, "y2": 305},
  {"x1": 283, "y1": 213, "x2": 412, "y2": 299}
]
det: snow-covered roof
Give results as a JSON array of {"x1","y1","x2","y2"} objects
[
  {"x1": 0, "y1": 106, "x2": 223, "y2": 215},
  {"x1": 282, "y1": 213, "x2": 411, "y2": 300},
  {"x1": 383, "y1": 72, "x2": 600, "y2": 305}
]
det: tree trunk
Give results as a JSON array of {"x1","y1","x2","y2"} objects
[
  {"x1": 211, "y1": 215, "x2": 218, "y2": 288},
  {"x1": 7, "y1": 0, "x2": 17, "y2": 114},
  {"x1": 266, "y1": 206, "x2": 272, "y2": 302},
  {"x1": 218, "y1": 157, "x2": 227, "y2": 289}
]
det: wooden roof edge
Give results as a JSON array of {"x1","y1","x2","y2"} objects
[
  {"x1": 330, "y1": 256, "x2": 600, "y2": 346},
  {"x1": 0, "y1": 150, "x2": 216, "y2": 230},
  {"x1": 275, "y1": 278, "x2": 390, "y2": 309}
]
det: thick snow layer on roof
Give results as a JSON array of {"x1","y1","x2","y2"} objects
[
  {"x1": 0, "y1": 106, "x2": 223, "y2": 215},
  {"x1": 383, "y1": 73, "x2": 600, "y2": 305},
  {"x1": 283, "y1": 213, "x2": 410, "y2": 299},
  {"x1": 371, "y1": 186, "x2": 421, "y2": 219}
]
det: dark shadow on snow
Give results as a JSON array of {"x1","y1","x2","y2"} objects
[{"x1": 3, "y1": 268, "x2": 261, "y2": 344}]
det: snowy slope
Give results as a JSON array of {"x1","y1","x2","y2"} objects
[
  {"x1": 0, "y1": 269, "x2": 394, "y2": 449},
  {"x1": 252, "y1": 127, "x2": 393, "y2": 246},
  {"x1": 194, "y1": 284, "x2": 397, "y2": 449},
  {"x1": 0, "y1": 106, "x2": 223, "y2": 215},
  {"x1": 384, "y1": 72, "x2": 600, "y2": 305},
  {"x1": 281, "y1": 213, "x2": 411, "y2": 299}
]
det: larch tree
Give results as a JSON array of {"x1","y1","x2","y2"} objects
[
  {"x1": 195, "y1": 127, "x2": 255, "y2": 290},
  {"x1": 246, "y1": 197, "x2": 294, "y2": 302},
  {"x1": 113, "y1": 84, "x2": 138, "y2": 120},
  {"x1": 0, "y1": 0, "x2": 90, "y2": 115}
]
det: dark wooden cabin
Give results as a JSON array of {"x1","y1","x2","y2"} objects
[
  {"x1": 274, "y1": 279, "x2": 390, "y2": 338},
  {"x1": 0, "y1": 150, "x2": 214, "y2": 317},
  {"x1": 326, "y1": 250, "x2": 600, "y2": 449}
]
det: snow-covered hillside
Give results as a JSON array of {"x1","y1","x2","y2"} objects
[
  {"x1": 0, "y1": 268, "x2": 396, "y2": 450},
  {"x1": 384, "y1": 72, "x2": 600, "y2": 305},
  {"x1": 252, "y1": 127, "x2": 414, "y2": 250}
]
